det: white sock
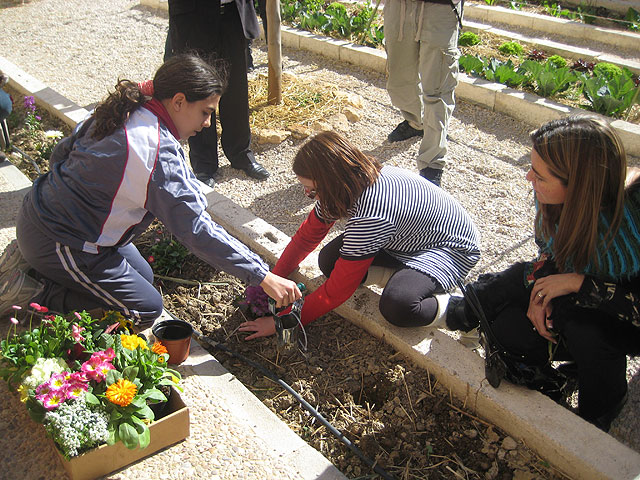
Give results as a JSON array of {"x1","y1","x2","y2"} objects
[{"x1": 429, "y1": 293, "x2": 450, "y2": 328}]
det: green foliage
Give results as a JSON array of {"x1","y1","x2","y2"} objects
[
  {"x1": 148, "y1": 233, "x2": 189, "y2": 276},
  {"x1": 546, "y1": 55, "x2": 567, "y2": 68},
  {"x1": 593, "y1": 62, "x2": 623, "y2": 81},
  {"x1": 498, "y1": 41, "x2": 524, "y2": 57},
  {"x1": 484, "y1": 0, "x2": 496, "y2": 5},
  {"x1": 0, "y1": 310, "x2": 105, "y2": 390},
  {"x1": 625, "y1": 7, "x2": 640, "y2": 31},
  {"x1": 459, "y1": 54, "x2": 485, "y2": 76},
  {"x1": 483, "y1": 59, "x2": 527, "y2": 87},
  {"x1": 581, "y1": 68, "x2": 640, "y2": 117},
  {"x1": 520, "y1": 60, "x2": 578, "y2": 97},
  {"x1": 458, "y1": 31, "x2": 480, "y2": 47},
  {"x1": 280, "y1": 0, "x2": 384, "y2": 47}
]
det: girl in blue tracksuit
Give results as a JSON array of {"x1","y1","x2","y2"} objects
[{"x1": 0, "y1": 54, "x2": 301, "y2": 323}]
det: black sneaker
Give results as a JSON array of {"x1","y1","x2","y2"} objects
[
  {"x1": 419, "y1": 167, "x2": 443, "y2": 186},
  {"x1": 388, "y1": 120, "x2": 423, "y2": 143},
  {"x1": 445, "y1": 295, "x2": 479, "y2": 332}
]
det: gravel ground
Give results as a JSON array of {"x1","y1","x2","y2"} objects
[{"x1": 2, "y1": 0, "x2": 640, "y2": 464}]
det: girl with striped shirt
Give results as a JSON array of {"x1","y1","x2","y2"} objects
[{"x1": 239, "y1": 131, "x2": 480, "y2": 339}]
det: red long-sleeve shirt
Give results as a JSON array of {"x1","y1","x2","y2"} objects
[{"x1": 272, "y1": 208, "x2": 373, "y2": 325}]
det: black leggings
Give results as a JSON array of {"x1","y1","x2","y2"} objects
[
  {"x1": 318, "y1": 235, "x2": 445, "y2": 327},
  {"x1": 477, "y1": 262, "x2": 640, "y2": 424}
]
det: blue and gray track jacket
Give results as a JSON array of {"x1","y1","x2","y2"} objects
[{"x1": 21, "y1": 106, "x2": 269, "y2": 286}]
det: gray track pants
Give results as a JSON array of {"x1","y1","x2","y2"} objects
[
  {"x1": 17, "y1": 213, "x2": 163, "y2": 324},
  {"x1": 384, "y1": 0, "x2": 460, "y2": 170}
]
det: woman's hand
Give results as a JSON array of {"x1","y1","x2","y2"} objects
[
  {"x1": 531, "y1": 273, "x2": 584, "y2": 310},
  {"x1": 260, "y1": 272, "x2": 302, "y2": 308},
  {"x1": 526, "y1": 296, "x2": 556, "y2": 343},
  {"x1": 238, "y1": 316, "x2": 276, "y2": 340}
]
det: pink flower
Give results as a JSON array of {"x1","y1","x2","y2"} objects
[
  {"x1": 11, "y1": 305, "x2": 22, "y2": 310},
  {"x1": 96, "y1": 361, "x2": 115, "y2": 380},
  {"x1": 69, "y1": 371, "x2": 88, "y2": 383},
  {"x1": 48, "y1": 373, "x2": 68, "y2": 390},
  {"x1": 81, "y1": 356, "x2": 114, "y2": 382},
  {"x1": 65, "y1": 382, "x2": 88, "y2": 399},
  {"x1": 29, "y1": 302, "x2": 47, "y2": 312},
  {"x1": 41, "y1": 391, "x2": 65, "y2": 411},
  {"x1": 71, "y1": 324, "x2": 85, "y2": 342},
  {"x1": 92, "y1": 348, "x2": 115, "y2": 362},
  {"x1": 36, "y1": 382, "x2": 52, "y2": 396},
  {"x1": 147, "y1": 255, "x2": 155, "y2": 263},
  {"x1": 10, "y1": 317, "x2": 18, "y2": 325},
  {"x1": 74, "y1": 311, "x2": 82, "y2": 321}
]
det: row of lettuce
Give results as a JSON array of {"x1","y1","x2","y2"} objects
[{"x1": 458, "y1": 36, "x2": 639, "y2": 120}]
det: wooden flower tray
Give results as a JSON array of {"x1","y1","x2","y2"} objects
[{"x1": 56, "y1": 386, "x2": 189, "y2": 480}]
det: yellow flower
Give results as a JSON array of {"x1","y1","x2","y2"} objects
[
  {"x1": 120, "y1": 334, "x2": 148, "y2": 351},
  {"x1": 151, "y1": 342, "x2": 168, "y2": 355},
  {"x1": 17, "y1": 384, "x2": 28, "y2": 402},
  {"x1": 105, "y1": 378, "x2": 138, "y2": 407}
]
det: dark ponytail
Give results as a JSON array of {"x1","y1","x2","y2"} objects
[{"x1": 92, "y1": 53, "x2": 227, "y2": 140}]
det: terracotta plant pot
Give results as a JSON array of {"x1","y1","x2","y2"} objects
[{"x1": 152, "y1": 319, "x2": 193, "y2": 365}]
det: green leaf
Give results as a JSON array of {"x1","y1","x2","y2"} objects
[
  {"x1": 132, "y1": 419, "x2": 151, "y2": 449},
  {"x1": 85, "y1": 391, "x2": 100, "y2": 406},
  {"x1": 136, "y1": 404, "x2": 155, "y2": 420},
  {"x1": 142, "y1": 387, "x2": 167, "y2": 402},
  {"x1": 119, "y1": 422, "x2": 140, "y2": 450},
  {"x1": 122, "y1": 365, "x2": 139, "y2": 381},
  {"x1": 106, "y1": 369, "x2": 122, "y2": 385}
]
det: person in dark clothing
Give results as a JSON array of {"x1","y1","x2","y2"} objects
[
  {"x1": 247, "y1": 0, "x2": 267, "y2": 71},
  {"x1": 167, "y1": 0, "x2": 269, "y2": 188},
  {"x1": 446, "y1": 115, "x2": 640, "y2": 431}
]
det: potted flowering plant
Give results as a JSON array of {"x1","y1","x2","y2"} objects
[{"x1": 0, "y1": 306, "x2": 183, "y2": 460}]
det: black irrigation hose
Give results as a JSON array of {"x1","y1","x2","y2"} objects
[{"x1": 191, "y1": 329, "x2": 397, "y2": 480}]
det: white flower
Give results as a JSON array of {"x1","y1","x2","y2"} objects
[
  {"x1": 44, "y1": 397, "x2": 110, "y2": 458},
  {"x1": 21, "y1": 357, "x2": 68, "y2": 391},
  {"x1": 45, "y1": 130, "x2": 63, "y2": 139}
]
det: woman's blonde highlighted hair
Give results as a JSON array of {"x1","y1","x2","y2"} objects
[
  {"x1": 532, "y1": 115, "x2": 626, "y2": 272},
  {"x1": 292, "y1": 131, "x2": 382, "y2": 220}
]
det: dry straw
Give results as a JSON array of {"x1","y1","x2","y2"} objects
[{"x1": 248, "y1": 73, "x2": 346, "y2": 131}]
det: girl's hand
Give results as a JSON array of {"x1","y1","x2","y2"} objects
[
  {"x1": 259, "y1": 272, "x2": 302, "y2": 308},
  {"x1": 238, "y1": 316, "x2": 276, "y2": 340},
  {"x1": 531, "y1": 273, "x2": 584, "y2": 310}
]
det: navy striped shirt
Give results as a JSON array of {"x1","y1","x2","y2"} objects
[{"x1": 317, "y1": 166, "x2": 480, "y2": 290}]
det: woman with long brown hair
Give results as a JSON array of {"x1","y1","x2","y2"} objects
[
  {"x1": 239, "y1": 131, "x2": 480, "y2": 338},
  {"x1": 447, "y1": 115, "x2": 640, "y2": 431}
]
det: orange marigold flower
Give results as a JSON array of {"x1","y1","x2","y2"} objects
[
  {"x1": 105, "y1": 378, "x2": 138, "y2": 407},
  {"x1": 152, "y1": 342, "x2": 168, "y2": 355}
]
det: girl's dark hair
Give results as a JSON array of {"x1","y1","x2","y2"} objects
[
  {"x1": 293, "y1": 131, "x2": 382, "y2": 219},
  {"x1": 92, "y1": 53, "x2": 227, "y2": 140}
]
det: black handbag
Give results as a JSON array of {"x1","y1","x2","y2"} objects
[{"x1": 458, "y1": 281, "x2": 577, "y2": 403}]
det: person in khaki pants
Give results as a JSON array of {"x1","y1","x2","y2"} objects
[{"x1": 384, "y1": 0, "x2": 461, "y2": 187}]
